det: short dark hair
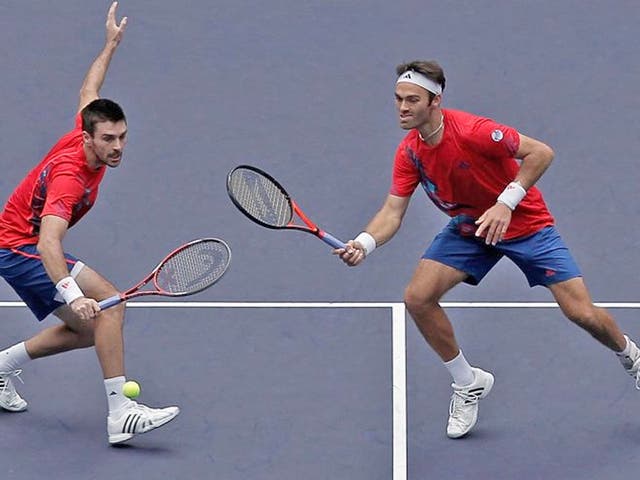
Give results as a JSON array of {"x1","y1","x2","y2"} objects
[
  {"x1": 395, "y1": 60, "x2": 446, "y2": 101},
  {"x1": 81, "y1": 98, "x2": 126, "y2": 135}
]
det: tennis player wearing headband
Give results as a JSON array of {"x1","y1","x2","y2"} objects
[
  {"x1": 335, "y1": 60, "x2": 640, "y2": 439},
  {"x1": 0, "y1": 2, "x2": 179, "y2": 444}
]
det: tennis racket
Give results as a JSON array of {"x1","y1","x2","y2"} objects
[
  {"x1": 226, "y1": 165, "x2": 346, "y2": 249},
  {"x1": 98, "y1": 238, "x2": 231, "y2": 310}
]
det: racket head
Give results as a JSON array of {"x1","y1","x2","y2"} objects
[
  {"x1": 152, "y1": 238, "x2": 231, "y2": 296},
  {"x1": 226, "y1": 165, "x2": 294, "y2": 230}
]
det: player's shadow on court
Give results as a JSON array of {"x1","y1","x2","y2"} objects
[
  {"x1": 458, "y1": 427, "x2": 506, "y2": 441},
  {"x1": 109, "y1": 443, "x2": 178, "y2": 455}
]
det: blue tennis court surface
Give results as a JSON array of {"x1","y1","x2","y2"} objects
[{"x1": 1, "y1": 1, "x2": 639, "y2": 479}]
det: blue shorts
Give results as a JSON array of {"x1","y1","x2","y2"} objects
[
  {"x1": 0, "y1": 245, "x2": 85, "y2": 321},
  {"x1": 423, "y1": 216, "x2": 581, "y2": 287}
]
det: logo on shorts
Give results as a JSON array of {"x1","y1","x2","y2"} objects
[
  {"x1": 491, "y1": 129, "x2": 504, "y2": 142},
  {"x1": 458, "y1": 223, "x2": 476, "y2": 236},
  {"x1": 545, "y1": 269, "x2": 556, "y2": 277}
]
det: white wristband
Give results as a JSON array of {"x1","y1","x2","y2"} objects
[
  {"x1": 354, "y1": 232, "x2": 377, "y2": 256},
  {"x1": 55, "y1": 276, "x2": 84, "y2": 304},
  {"x1": 497, "y1": 181, "x2": 527, "y2": 210}
]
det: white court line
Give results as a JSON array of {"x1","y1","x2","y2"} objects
[
  {"x1": 391, "y1": 303, "x2": 407, "y2": 480},
  {"x1": 2, "y1": 301, "x2": 640, "y2": 308}
]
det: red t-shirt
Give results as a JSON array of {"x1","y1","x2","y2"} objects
[
  {"x1": 391, "y1": 109, "x2": 554, "y2": 240},
  {"x1": 0, "y1": 114, "x2": 106, "y2": 248}
]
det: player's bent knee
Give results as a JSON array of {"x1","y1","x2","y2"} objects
[
  {"x1": 404, "y1": 285, "x2": 440, "y2": 313},
  {"x1": 563, "y1": 305, "x2": 598, "y2": 328},
  {"x1": 99, "y1": 304, "x2": 126, "y2": 324}
]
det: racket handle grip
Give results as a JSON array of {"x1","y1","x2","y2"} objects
[
  {"x1": 98, "y1": 295, "x2": 123, "y2": 310},
  {"x1": 320, "y1": 231, "x2": 347, "y2": 249}
]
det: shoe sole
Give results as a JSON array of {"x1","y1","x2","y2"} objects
[
  {"x1": 0, "y1": 402, "x2": 28, "y2": 412},
  {"x1": 109, "y1": 407, "x2": 180, "y2": 445}
]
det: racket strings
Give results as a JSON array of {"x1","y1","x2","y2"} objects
[
  {"x1": 229, "y1": 169, "x2": 291, "y2": 227},
  {"x1": 155, "y1": 241, "x2": 230, "y2": 294}
]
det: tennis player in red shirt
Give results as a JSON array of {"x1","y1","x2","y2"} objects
[
  {"x1": 336, "y1": 60, "x2": 639, "y2": 439},
  {"x1": 0, "y1": 2, "x2": 179, "y2": 444}
]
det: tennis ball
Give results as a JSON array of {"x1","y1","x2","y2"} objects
[{"x1": 122, "y1": 380, "x2": 141, "y2": 399}]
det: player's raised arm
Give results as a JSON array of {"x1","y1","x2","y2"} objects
[{"x1": 78, "y1": 1, "x2": 128, "y2": 113}]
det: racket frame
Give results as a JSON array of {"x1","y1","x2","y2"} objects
[
  {"x1": 98, "y1": 237, "x2": 231, "y2": 309},
  {"x1": 226, "y1": 165, "x2": 346, "y2": 248}
]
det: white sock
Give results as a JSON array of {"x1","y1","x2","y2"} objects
[
  {"x1": 104, "y1": 376, "x2": 130, "y2": 413},
  {"x1": 444, "y1": 350, "x2": 475, "y2": 386},
  {"x1": 616, "y1": 335, "x2": 640, "y2": 370},
  {"x1": 616, "y1": 335, "x2": 632, "y2": 356},
  {"x1": 0, "y1": 342, "x2": 32, "y2": 372}
]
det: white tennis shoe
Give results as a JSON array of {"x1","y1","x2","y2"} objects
[
  {"x1": 108, "y1": 401, "x2": 180, "y2": 444},
  {"x1": 447, "y1": 367, "x2": 494, "y2": 439},
  {"x1": 618, "y1": 335, "x2": 640, "y2": 389},
  {"x1": 0, "y1": 370, "x2": 28, "y2": 412}
]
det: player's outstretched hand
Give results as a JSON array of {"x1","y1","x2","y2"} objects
[
  {"x1": 106, "y1": 1, "x2": 128, "y2": 47},
  {"x1": 333, "y1": 240, "x2": 366, "y2": 267}
]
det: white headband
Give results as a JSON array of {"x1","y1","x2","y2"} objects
[{"x1": 396, "y1": 70, "x2": 442, "y2": 95}]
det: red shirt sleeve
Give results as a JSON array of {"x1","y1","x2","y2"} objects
[
  {"x1": 41, "y1": 172, "x2": 85, "y2": 222},
  {"x1": 466, "y1": 117, "x2": 520, "y2": 159},
  {"x1": 390, "y1": 142, "x2": 420, "y2": 197}
]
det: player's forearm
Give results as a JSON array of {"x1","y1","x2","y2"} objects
[
  {"x1": 79, "y1": 43, "x2": 119, "y2": 102},
  {"x1": 515, "y1": 150, "x2": 553, "y2": 190},
  {"x1": 36, "y1": 237, "x2": 72, "y2": 284},
  {"x1": 513, "y1": 135, "x2": 554, "y2": 190},
  {"x1": 36, "y1": 216, "x2": 74, "y2": 283},
  {"x1": 362, "y1": 194, "x2": 409, "y2": 248},
  {"x1": 363, "y1": 211, "x2": 403, "y2": 248},
  {"x1": 497, "y1": 146, "x2": 553, "y2": 211}
]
